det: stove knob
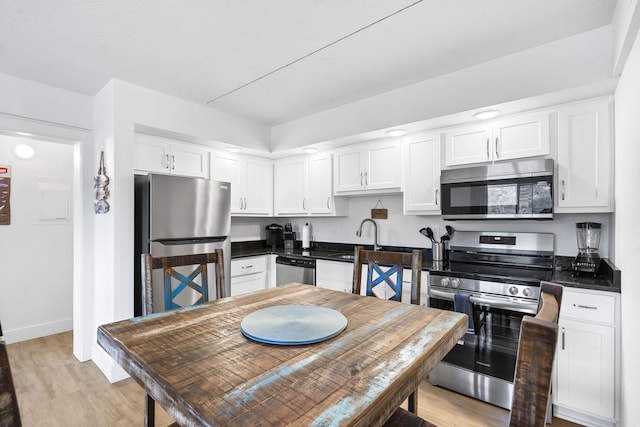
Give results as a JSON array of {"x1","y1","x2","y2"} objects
[
  {"x1": 451, "y1": 278, "x2": 460, "y2": 288},
  {"x1": 440, "y1": 278, "x2": 450, "y2": 287},
  {"x1": 522, "y1": 287, "x2": 532, "y2": 297},
  {"x1": 508, "y1": 286, "x2": 519, "y2": 296}
]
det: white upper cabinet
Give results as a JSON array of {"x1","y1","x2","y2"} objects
[
  {"x1": 444, "y1": 111, "x2": 550, "y2": 167},
  {"x1": 274, "y1": 156, "x2": 308, "y2": 215},
  {"x1": 307, "y1": 153, "x2": 335, "y2": 214},
  {"x1": 135, "y1": 133, "x2": 209, "y2": 178},
  {"x1": 556, "y1": 98, "x2": 613, "y2": 212},
  {"x1": 274, "y1": 153, "x2": 346, "y2": 216},
  {"x1": 334, "y1": 139, "x2": 402, "y2": 194},
  {"x1": 210, "y1": 150, "x2": 273, "y2": 216},
  {"x1": 402, "y1": 132, "x2": 442, "y2": 215}
]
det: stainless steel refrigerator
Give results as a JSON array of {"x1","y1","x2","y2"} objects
[{"x1": 134, "y1": 174, "x2": 231, "y2": 316}]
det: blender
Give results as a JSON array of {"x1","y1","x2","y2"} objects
[{"x1": 572, "y1": 222, "x2": 602, "y2": 276}]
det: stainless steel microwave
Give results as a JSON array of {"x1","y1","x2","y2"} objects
[{"x1": 440, "y1": 159, "x2": 553, "y2": 220}]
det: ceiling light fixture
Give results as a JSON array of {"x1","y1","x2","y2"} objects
[
  {"x1": 226, "y1": 147, "x2": 242, "y2": 153},
  {"x1": 386, "y1": 129, "x2": 406, "y2": 137},
  {"x1": 14, "y1": 144, "x2": 35, "y2": 159},
  {"x1": 303, "y1": 147, "x2": 319, "y2": 154},
  {"x1": 473, "y1": 110, "x2": 501, "y2": 120}
]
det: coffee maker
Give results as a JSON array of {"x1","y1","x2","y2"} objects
[
  {"x1": 572, "y1": 222, "x2": 602, "y2": 276},
  {"x1": 265, "y1": 224, "x2": 283, "y2": 249}
]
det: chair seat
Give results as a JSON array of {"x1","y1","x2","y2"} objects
[{"x1": 384, "y1": 408, "x2": 435, "y2": 427}]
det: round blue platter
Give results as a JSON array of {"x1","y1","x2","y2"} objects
[{"x1": 240, "y1": 305, "x2": 348, "y2": 345}]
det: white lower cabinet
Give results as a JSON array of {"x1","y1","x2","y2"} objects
[
  {"x1": 316, "y1": 260, "x2": 353, "y2": 293},
  {"x1": 230, "y1": 256, "x2": 267, "y2": 296},
  {"x1": 553, "y1": 288, "x2": 619, "y2": 426}
]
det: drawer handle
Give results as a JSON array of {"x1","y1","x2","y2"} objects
[
  {"x1": 573, "y1": 303, "x2": 598, "y2": 310},
  {"x1": 241, "y1": 265, "x2": 254, "y2": 269}
]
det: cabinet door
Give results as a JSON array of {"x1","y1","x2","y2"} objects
[
  {"x1": 244, "y1": 158, "x2": 273, "y2": 215},
  {"x1": 274, "y1": 157, "x2": 308, "y2": 215},
  {"x1": 316, "y1": 260, "x2": 353, "y2": 293},
  {"x1": 555, "y1": 318, "x2": 615, "y2": 419},
  {"x1": 444, "y1": 124, "x2": 492, "y2": 166},
  {"x1": 230, "y1": 273, "x2": 266, "y2": 296},
  {"x1": 556, "y1": 99, "x2": 612, "y2": 212},
  {"x1": 364, "y1": 140, "x2": 401, "y2": 191},
  {"x1": 171, "y1": 142, "x2": 208, "y2": 178},
  {"x1": 334, "y1": 148, "x2": 363, "y2": 193},
  {"x1": 308, "y1": 153, "x2": 333, "y2": 214},
  {"x1": 403, "y1": 132, "x2": 441, "y2": 214},
  {"x1": 210, "y1": 151, "x2": 244, "y2": 213},
  {"x1": 493, "y1": 112, "x2": 549, "y2": 161},
  {"x1": 135, "y1": 134, "x2": 171, "y2": 173}
]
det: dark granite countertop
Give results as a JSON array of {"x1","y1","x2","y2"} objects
[{"x1": 231, "y1": 241, "x2": 621, "y2": 293}]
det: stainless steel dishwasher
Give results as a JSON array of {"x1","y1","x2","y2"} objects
[{"x1": 275, "y1": 256, "x2": 316, "y2": 286}]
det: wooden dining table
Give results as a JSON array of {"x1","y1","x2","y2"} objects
[{"x1": 97, "y1": 283, "x2": 467, "y2": 427}]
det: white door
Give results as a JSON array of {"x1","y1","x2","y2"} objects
[
  {"x1": 334, "y1": 148, "x2": 363, "y2": 193},
  {"x1": 403, "y1": 133, "x2": 441, "y2": 214},
  {"x1": 274, "y1": 157, "x2": 307, "y2": 215},
  {"x1": 171, "y1": 142, "x2": 208, "y2": 178},
  {"x1": 210, "y1": 151, "x2": 244, "y2": 213},
  {"x1": 444, "y1": 124, "x2": 492, "y2": 166},
  {"x1": 244, "y1": 158, "x2": 273, "y2": 215},
  {"x1": 134, "y1": 134, "x2": 171, "y2": 173},
  {"x1": 493, "y1": 112, "x2": 549, "y2": 161},
  {"x1": 364, "y1": 140, "x2": 402, "y2": 191},
  {"x1": 308, "y1": 153, "x2": 333, "y2": 214},
  {"x1": 556, "y1": 100, "x2": 612, "y2": 211},
  {"x1": 555, "y1": 318, "x2": 615, "y2": 419}
]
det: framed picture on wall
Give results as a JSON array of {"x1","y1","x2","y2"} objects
[{"x1": 0, "y1": 165, "x2": 11, "y2": 225}]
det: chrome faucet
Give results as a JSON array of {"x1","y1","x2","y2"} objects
[{"x1": 356, "y1": 218, "x2": 381, "y2": 251}]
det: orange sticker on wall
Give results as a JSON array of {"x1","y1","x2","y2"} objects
[{"x1": 0, "y1": 165, "x2": 11, "y2": 225}]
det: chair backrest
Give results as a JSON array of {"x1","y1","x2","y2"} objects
[
  {"x1": 509, "y1": 281, "x2": 563, "y2": 427},
  {"x1": 1, "y1": 323, "x2": 22, "y2": 427},
  {"x1": 141, "y1": 250, "x2": 225, "y2": 316},
  {"x1": 352, "y1": 246, "x2": 423, "y2": 305}
]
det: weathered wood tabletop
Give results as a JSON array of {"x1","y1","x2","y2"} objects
[{"x1": 98, "y1": 283, "x2": 467, "y2": 427}]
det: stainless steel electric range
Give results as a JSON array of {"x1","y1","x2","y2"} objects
[{"x1": 428, "y1": 230, "x2": 554, "y2": 410}]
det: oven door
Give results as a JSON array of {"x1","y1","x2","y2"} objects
[{"x1": 428, "y1": 289, "x2": 530, "y2": 410}]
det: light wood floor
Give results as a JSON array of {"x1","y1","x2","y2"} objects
[{"x1": 6, "y1": 331, "x2": 582, "y2": 426}]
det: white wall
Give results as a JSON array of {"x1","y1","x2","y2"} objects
[
  {"x1": 271, "y1": 26, "x2": 614, "y2": 151},
  {"x1": 240, "y1": 195, "x2": 611, "y2": 258},
  {"x1": 0, "y1": 135, "x2": 74, "y2": 342},
  {"x1": 613, "y1": 20, "x2": 640, "y2": 426}
]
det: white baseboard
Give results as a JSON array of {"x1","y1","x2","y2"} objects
[
  {"x1": 92, "y1": 343, "x2": 130, "y2": 383},
  {"x1": 553, "y1": 404, "x2": 616, "y2": 427},
  {"x1": 3, "y1": 318, "x2": 73, "y2": 344}
]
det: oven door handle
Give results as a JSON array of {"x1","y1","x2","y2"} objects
[{"x1": 429, "y1": 289, "x2": 538, "y2": 314}]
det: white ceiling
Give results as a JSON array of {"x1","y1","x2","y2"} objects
[{"x1": 0, "y1": 0, "x2": 616, "y2": 126}]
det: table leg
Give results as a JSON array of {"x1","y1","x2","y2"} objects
[
  {"x1": 145, "y1": 392, "x2": 155, "y2": 427},
  {"x1": 408, "y1": 390, "x2": 418, "y2": 414}
]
